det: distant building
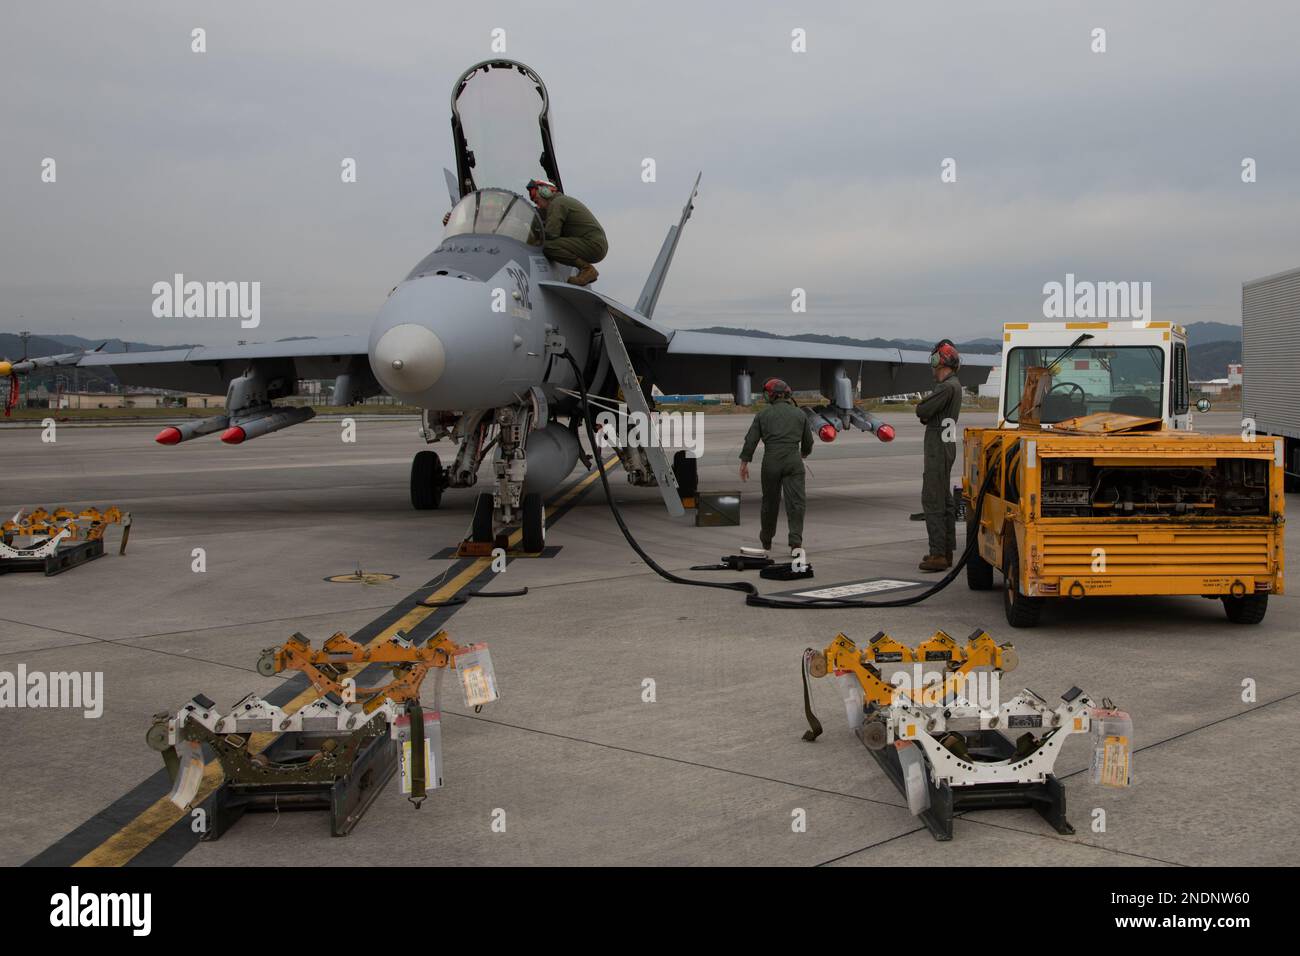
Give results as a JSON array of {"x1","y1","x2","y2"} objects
[{"x1": 978, "y1": 366, "x2": 1002, "y2": 399}]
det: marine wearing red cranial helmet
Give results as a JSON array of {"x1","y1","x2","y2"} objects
[
  {"x1": 763, "y1": 378, "x2": 791, "y2": 400},
  {"x1": 525, "y1": 179, "x2": 559, "y2": 201},
  {"x1": 930, "y1": 340, "x2": 961, "y2": 370}
]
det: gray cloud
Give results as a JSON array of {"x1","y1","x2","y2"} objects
[{"x1": 2, "y1": 1, "x2": 1296, "y2": 346}]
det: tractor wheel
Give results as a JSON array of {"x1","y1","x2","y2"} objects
[
  {"x1": 1002, "y1": 540, "x2": 1044, "y2": 628},
  {"x1": 1222, "y1": 593, "x2": 1268, "y2": 624},
  {"x1": 966, "y1": 518, "x2": 994, "y2": 590}
]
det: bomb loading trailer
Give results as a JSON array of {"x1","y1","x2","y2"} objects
[{"x1": 803, "y1": 630, "x2": 1124, "y2": 841}]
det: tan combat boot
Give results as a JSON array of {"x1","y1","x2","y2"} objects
[
  {"x1": 918, "y1": 554, "x2": 951, "y2": 572},
  {"x1": 567, "y1": 260, "x2": 599, "y2": 286}
]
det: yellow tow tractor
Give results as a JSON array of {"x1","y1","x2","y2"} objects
[{"x1": 964, "y1": 321, "x2": 1285, "y2": 627}]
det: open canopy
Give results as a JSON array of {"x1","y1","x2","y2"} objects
[{"x1": 450, "y1": 59, "x2": 562, "y2": 198}]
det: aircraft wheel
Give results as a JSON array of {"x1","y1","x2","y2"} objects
[
  {"x1": 1002, "y1": 541, "x2": 1043, "y2": 629},
  {"x1": 410, "y1": 450, "x2": 444, "y2": 510},
  {"x1": 471, "y1": 493, "x2": 495, "y2": 543},
  {"x1": 672, "y1": 450, "x2": 699, "y2": 499},
  {"x1": 522, "y1": 492, "x2": 545, "y2": 554},
  {"x1": 1222, "y1": 593, "x2": 1268, "y2": 624}
]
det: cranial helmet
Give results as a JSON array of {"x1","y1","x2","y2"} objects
[
  {"x1": 526, "y1": 178, "x2": 559, "y2": 201},
  {"x1": 930, "y1": 339, "x2": 961, "y2": 370},
  {"x1": 763, "y1": 378, "x2": 791, "y2": 401}
]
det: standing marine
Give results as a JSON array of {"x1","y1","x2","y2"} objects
[
  {"x1": 739, "y1": 378, "x2": 815, "y2": 555},
  {"x1": 916, "y1": 340, "x2": 963, "y2": 572},
  {"x1": 526, "y1": 179, "x2": 608, "y2": 287}
]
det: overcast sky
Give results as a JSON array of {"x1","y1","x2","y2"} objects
[{"x1": 2, "y1": 1, "x2": 1297, "y2": 347}]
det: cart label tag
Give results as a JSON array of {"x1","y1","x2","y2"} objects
[
  {"x1": 1008, "y1": 714, "x2": 1043, "y2": 728},
  {"x1": 455, "y1": 645, "x2": 500, "y2": 708},
  {"x1": 1100, "y1": 734, "x2": 1131, "y2": 788}
]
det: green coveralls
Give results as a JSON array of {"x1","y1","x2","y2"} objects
[
  {"x1": 541, "y1": 194, "x2": 609, "y2": 267},
  {"x1": 916, "y1": 374, "x2": 963, "y2": 557},
  {"x1": 740, "y1": 397, "x2": 815, "y2": 550}
]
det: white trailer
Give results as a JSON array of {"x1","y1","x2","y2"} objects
[{"x1": 1243, "y1": 267, "x2": 1300, "y2": 489}]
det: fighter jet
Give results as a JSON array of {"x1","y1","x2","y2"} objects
[{"x1": 2, "y1": 59, "x2": 993, "y2": 551}]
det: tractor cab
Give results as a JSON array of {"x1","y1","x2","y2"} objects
[{"x1": 999, "y1": 322, "x2": 1194, "y2": 430}]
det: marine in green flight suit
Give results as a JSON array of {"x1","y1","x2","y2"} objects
[
  {"x1": 916, "y1": 341, "x2": 964, "y2": 572},
  {"x1": 739, "y1": 379, "x2": 815, "y2": 552},
  {"x1": 526, "y1": 179, "x2": 608, "y2": 287}
]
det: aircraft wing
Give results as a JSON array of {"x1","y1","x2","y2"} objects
[
  {"x1": 538, "y1": 281, "x2": 995, "y2": 398},
  {"x1": 656, "y1": 330, "x2": 996, "y2": 397},
  {"x1": 72, "y1": 335, "x2": 371, "y2": 394}
]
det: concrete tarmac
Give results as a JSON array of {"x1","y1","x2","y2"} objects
[{"x1": 1, "y1": 409, "x2": 1296, "y2": 866}]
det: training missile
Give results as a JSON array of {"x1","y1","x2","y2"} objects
[
  {"x1": 155, "y1": 414, "x2": 231, "y2": 445},
  {"x1": 220, "y1": 406, "x2": 316, "y2": 444},
  {"x1": 848, "y1": 408, "x2": 895, "y2": 442},
  {"x1": 0, "y1": 351, "x2": 82, "y2": 376},
  {"x1": 803, "y1": 406, "x2": 840, "y2": 443}
]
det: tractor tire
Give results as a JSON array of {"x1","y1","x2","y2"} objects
[
  {"x1": 1222, "y1": 593, "x2": 1268, "y2": 624},
  {"x1": 966, "y1": 518, "x2": 994, "y2": 590},
  {"x1": 1002, "y1": 541, "x2": 1044, "y2": 628}
]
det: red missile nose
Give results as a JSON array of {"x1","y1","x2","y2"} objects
[
  {"x1": 155, "y1": 427, "x2": 182, "y2": 445},
  {"x1": 220, "y1": 426, "x2": 247, "y2": 445},
  {"x1": 876, "y1": 424, "x2": 895, "y2": 442},
  {"x1": 818, "y1": 423, "x2": 837, "y2": 442}
]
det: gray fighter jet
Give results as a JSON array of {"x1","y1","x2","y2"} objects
[{"x1": 3, "y1": 59, "x2": 992, "y2": 550}]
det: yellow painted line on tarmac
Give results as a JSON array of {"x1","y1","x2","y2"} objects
[{"x1": 73, "y1": 460, "x2": 612, "y2": 867}]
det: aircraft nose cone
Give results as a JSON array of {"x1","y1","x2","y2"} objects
[{"x1": 373, "y1": 323, "x2": 446, "y2": 395}]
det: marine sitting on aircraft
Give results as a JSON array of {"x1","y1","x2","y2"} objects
[
  {"x1": 525, "y1": 179, "x2": 608, "y2": 287},
  {"x1": 1, "y1": 58, "x2": 994, "y2": 554}
]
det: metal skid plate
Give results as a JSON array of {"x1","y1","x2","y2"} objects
[
  {"x1": 0, "y1": 537, "x2": 103, "y2": 575},
  {"x1": 205, "y1": 730, "x2": 399, "y2": 840},
  {"x1": 868, "y1": 732, "x2": 1074, "y2": 841}
]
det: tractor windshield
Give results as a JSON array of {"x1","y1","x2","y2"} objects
[{"x1": 1005, "y1": 345, "x2": 1165, "y2": 423}]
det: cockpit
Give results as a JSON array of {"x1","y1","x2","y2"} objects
[{"x1": 443, "y1": 188, "x2": 542, "y2": 245}]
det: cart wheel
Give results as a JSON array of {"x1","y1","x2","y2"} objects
[
  {"x1": 860, "y1": 719, "x2": 888, "y2": 751},
  {"x1": 145, "y1": 720, "x2": 171, "y2": 752},
  {"x1": 256, "y1": 651, "x2": 277, "y2": 678},
  {"x1": 807, "y1": 653, "x2": 828, "y2": 679}
]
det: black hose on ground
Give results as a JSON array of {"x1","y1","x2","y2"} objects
[
  {"x1": 560, "y1": 349, "x2": 995, "y2": 609},
  {"x1": 561, "y1": 350, "x2": 755, "y2": 597}
]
